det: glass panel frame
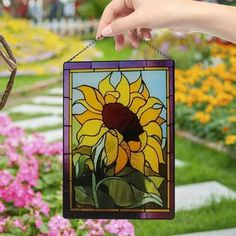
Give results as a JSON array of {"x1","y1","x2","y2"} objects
[{"x1": 63, "y1": 60, "x2": 175, "y2": 219}]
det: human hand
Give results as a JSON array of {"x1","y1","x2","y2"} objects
[{"x1": 96, "y1": 0, "x2": 194, "y2": 50}]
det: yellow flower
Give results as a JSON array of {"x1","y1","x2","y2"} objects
[
  {"x1": 74, "y1": 73, "x2": 165, "y2": 174},
  {"x1": 228, "y1": 116, "x2": 236, "y2": 123},
  {"x1": 225, "y1": 135, "x2": 236, "y2": 145},
  {"x1": 194, "y1": 111, "x2": 211, "y2": 124}
]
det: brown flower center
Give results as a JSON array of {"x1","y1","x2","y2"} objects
[{"x1": 102, "y1": 103, "x2": 143, "y2": 142}]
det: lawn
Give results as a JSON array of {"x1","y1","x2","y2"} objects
[
  {"x1": 0, "y1": 74, "x2": 54, "y2": 91},
  {"x1": 133, "y1": 136, "x2": 236, "y2": 236}
]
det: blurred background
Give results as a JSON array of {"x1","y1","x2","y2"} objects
[{"x1": 0, "y1": 0, "x2": 236, "y2": 236}]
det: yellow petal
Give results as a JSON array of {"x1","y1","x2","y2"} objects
[
  {"x1": 98, "y1": 73, "x2": 114, "y2": 96},
  {"x1": 144, "y1": 122, "x2": 163, "y2": 140},
  {"x1": 75, "y1": 111, "x2": 102, "y2": 125},
  {"x1": 128, "y1": 141, "x2": 141, "y2": 152},
  {"x1": 130, "y1": 152, "x2": 145, "y2": 173},
  {"x1": 130, "y1": 76, "x2": 142, "y2": 93},
  {"x1": 140, "y1": 108, "x2": 162, "y2": 126},
  {"x1": 116, "y1": 74, "x2": 130, "y2": 106},
  {"x1": 148, "y1": 137, "x2": 165, "y2": 164},
  {"x1": 143, "y1": 145, "x2": 159, "y2": 173},
  {"x1": 105, "y1": 94, "x2": 117, "y2": 104},
  {"x1": 105, "y1": 132, "x2": 119, "y2": 166},
  {"x1": 75, "y1": 99, "x2": 102, "y2": 114},
  {"x1": 141, "y1": 83, "x2": 150, "y2": 100},
  {"x1": 78, "y1": 127, "x2": 108, "y2": 147},
  {"x1": 115, "y1": 146, "x2": 128, "y2": 174},
  {"x1": 129, "y1": 97, "x2": 146, "y2": 114},
  {"x1": 137, "y1": 97, "x2": 163, "y2": 118},
  {"x1": 157, "y1": 117, "x2": 166, "y2": 125},
  {"x1": 139, "y1": 131, "x2": 148, "y2": 151},
  {"x1": 77, "y1": 119, "x2": 104, "y2": 142},
  {"x1": 78, "y1": 85, "x2": 104, "y2": 111},
  {"x1": 110, "y1": 130, "x2": 123, "y2": 144}
]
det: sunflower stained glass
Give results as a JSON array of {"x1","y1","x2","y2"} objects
[{"x1": 63, "y1": 60, "x2": 175, "y2": 219}]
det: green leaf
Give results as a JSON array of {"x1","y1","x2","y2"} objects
[
  {"x1": 149, "y1": 176, "x2": 164, "y2": 190},
  {"x1": 122, "y1": 171, "x2": 162, "y2": 196},
  {"x1": 131, "y1": 186, "x2": 163, "y2": 207},
  {"x1": 97, "y1": 189, "x2": 115, "y2": 208},
  {"x1": 75, "y1": 186, "x2": 94, "y2": 206},
  {"x1": 127, "y1": 196, "x2": 163, "y2": 208},
  {"x1": 100, "y1": 176, "x2": 163, "y2": 208},
  {"x1": 74, "y1": 155, "x2": 93, "y2": 178},
  {"x1": 102, "y1": 177, "x2": 137, "y2": 207}
]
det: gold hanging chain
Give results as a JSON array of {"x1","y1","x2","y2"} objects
[{"x1": 67, "y1": 33, "x2": 170, "y2": 62}]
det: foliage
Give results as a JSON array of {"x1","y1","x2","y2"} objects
[
  {"x1": 175, "y1": 42, "x2": 236, "y2": 152},
  {"x1": 77, "y1": 0, "x2": 110, "y2": 19},
  {"x1": 0, "y1": 114, "x2": 135, "y2": 235}
]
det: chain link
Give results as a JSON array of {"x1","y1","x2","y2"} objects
[{"x1": 67, "y1": 34, "x2": 169, "y2": 62}]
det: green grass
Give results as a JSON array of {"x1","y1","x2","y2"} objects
[
  {"x1": 8, "y1": 113, "x2": 49, "y2": 122},
  {"x1": 133, "y1": 137, "x2": 236, "y2": 236},
  {"x1": 0, "y1": 74, "x2": 54, "y2": 91},
  {"x1": 133, "y1": 198, "x2": 236, "y2": 236},
  {"x1": 27, "y1": 124, "x2": 62, "y2": 133},
  {"x1": 95, "y1": 38, "x2": 133, "y2": 61}
]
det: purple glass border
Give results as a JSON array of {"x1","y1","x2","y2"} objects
[{"x1": 63, "y1": 60, "x2": 175, "y2": 219}]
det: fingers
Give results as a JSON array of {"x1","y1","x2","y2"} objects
[
  {"x1": 140, "y1": 28, "x2": 152, "y2": 41},
  {"x1": 128, "y1": 29, "x2": 140, "y2": 48},
  {"x1": 101, "y1": 11, "x2": 142, "y2": 37},
  {"x1": 114, "y1": 34, "x2": 125, "y2": 51},
  {"x1": 96, "y1": 0, "x2": 131, "y2": 39}
]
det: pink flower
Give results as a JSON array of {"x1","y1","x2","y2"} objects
[
  {"x1": 2, "y1": 180, "x2": 34, "y2": 207},
  {"x1": 17, "y1": 157, "x2": 39, "y2": 186},
  {"x1": 13, "y1": 219, "x2": 27, "y2": 231},
  {"x1": 29, "y1": 192, "x2": 49, "y2": 216},
  {"x1": 0, "y1": 200, "x2": 6, "y2": 213},
  {"x1": 0, "y1": 217, "x2": 9, "y2": 233},
  {"x1": 48, "y1": 215, "x2": 76, "y2": 236},
  {"x1": 105, "y1": 220, "x2": 135, "y2": 236},
  {"x1": 0, "y1": 170, "x2": 13, "y2": 187}
]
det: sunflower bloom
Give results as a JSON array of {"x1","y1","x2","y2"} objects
[{"x1": 74, "y1": 73, "x2": 165, "y2": 174}]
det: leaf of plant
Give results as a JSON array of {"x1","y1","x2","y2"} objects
[
  {"x1": 122, "y1": 171, "x2": 162, "y2": 196},
  {"x1": 75, "y1": 186, "x2": 94, "y2": 206},
  {"x1": 75, "y1": 155, "x2": 93, "y2": 178},
  {"x1": 131, "y1": 186, "x2": 163, "y2": 207},
  {"x1": 127, "y1": 196, "x2": 163, "y2": 208},
  {"x1": 148, "y1": 176, "x2": 164, "y2": 190},
  {"x1": 97, "y1": 189, "x2": 115, "y2": 208},
  {"x1": 102, "y1": 177, "x2": 137, "y2": 207}
]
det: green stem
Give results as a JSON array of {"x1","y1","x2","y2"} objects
[{"x1": 92, "y1": 173, "x2": 99, "y2": 208}]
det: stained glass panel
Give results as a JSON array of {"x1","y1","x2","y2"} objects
[{"x1": 63, "y1": 60, "x2": 174, "y2": 219}]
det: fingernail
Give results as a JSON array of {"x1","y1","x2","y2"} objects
[
  {"x1": 144, "y1": 36, "x2": 151, "y2": 41},
  {"x1": 102, "y1": 25, "x2": 112, "y2": 36},
  {"x1": 96, "y1": 34, "x2": 104, "y2": 40}
]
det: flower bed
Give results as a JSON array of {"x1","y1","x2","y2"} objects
[
  {"x1": 0, "y1": 15, "x2": 98, "y2": 77},
  {"x1": 175, "y1": 42, "x2": 236, "y2": 153},
  {"x1": 0, "y1": 114, "x2": 134, "y2": 235}
]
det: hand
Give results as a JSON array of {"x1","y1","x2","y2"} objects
[
  {"x1": 96, "y1": 0, "x2": 193, "y2": 50},
  {"x1": 96, "y1": 0, "x2": 236, "y2": 48}
]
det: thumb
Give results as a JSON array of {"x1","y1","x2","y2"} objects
[{"x1": 102, "y1": 11, "x2": 142, "y2": 37}]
